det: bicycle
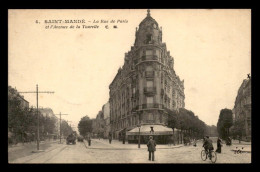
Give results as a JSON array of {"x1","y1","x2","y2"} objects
[{"x1": 201, "y1": 149, "x2": 217, "y2": 163}]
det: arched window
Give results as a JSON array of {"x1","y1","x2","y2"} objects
[{"x1": 146, "y1": 34, "x2": 153, "y2": 44}]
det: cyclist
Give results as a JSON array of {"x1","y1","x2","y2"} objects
[{"x1": 202, "y1": 136, "x2": 214, "y2": 160}]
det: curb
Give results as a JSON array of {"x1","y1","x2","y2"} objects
[{"x1": 83, "y1": 140, "x2": 184, "y2": 150}]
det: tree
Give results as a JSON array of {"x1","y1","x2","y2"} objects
[
  {"x1": 43, "y1": 116, "x2": 57, "y2": 136},
  {"x1": 166, "y1": 108, "x2": 207, "y2": 140},
  {"x1": 205, "y1": 125, "x2": 218, "y2": 137},
  {"x1": 8, "y1": 91, "x2": 59, "y2": 144},
  {"x1": 61, "y1": 120, "x2": 73, "y2": 137},
  {"x1": 8, "y1": 95, "x2": 33, "y2": 143},
  {"x1": 78, "y1": 116, "x2": 93, "y2": 137},
  {"x1": 217, "y1": 108, "x2": 233, "y2": 140},
  {"x1": 230, "y1": 118, "x2": 245, "y2": 139},
  {"x1": 166, "y1": 109, "x2": 179, "y2": 132}
]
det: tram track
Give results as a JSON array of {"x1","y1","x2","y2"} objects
[
  {"x1": 23, "y1": 143, "x2": 68, "y2": 163},
  {"x1": 42, "y1": 145, "x2": 69, "y2": 163}
]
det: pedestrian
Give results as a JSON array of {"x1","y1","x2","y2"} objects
[
  {"x1": 193, "y1": 139, "x2": 197, "y2": 147},
  {"x1": 226, "y1": 137, "x2": 232, "y2": 146},
  {"x1": 229, "y1": 137, "x2": 232, "y2": 145},
  {"x1": 147, "y1": 136, "x2": 156, "y2": 161},
  {"x1": 215, "y1": 137, "x2": 222, "y2": 153},
  {"x1": 87, "y1": 134, "x2": 91, "y2": 146},
  {"x1": 108, "y1": 132, "x2": 112, "y2": 144},
  {"x1": 202, "y1": 136, "x2": 214, "y2": 160},
  {"x1": 122, "y1": 133, "x2": 125, "y2": 144}
]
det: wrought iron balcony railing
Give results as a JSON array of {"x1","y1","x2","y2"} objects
[
  {"x1": 161, "y1": 88, "x2": 164, "y2": 96},
  {"x1": 144, "y1": 87, "x2": 156, "y2": 95},
  {"x1": 142, "y1": 103, "x2": 163, "y2": 109},
  {"x1": 141, "y1": 55, "x2": 158, "y2": 61},
  {"x1": 145, "y1": 71, "x2": 155, "y2": 78}
]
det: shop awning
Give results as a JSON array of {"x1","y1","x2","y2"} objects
[{"x1": 126, "y1": 124, "x2": 173, "y2": 136}]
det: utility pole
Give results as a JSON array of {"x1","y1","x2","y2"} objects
[
  {"x1": 19, "y1": 84, "x2": 54, "y2": 152},
  {"x1": 54, "y1": 112, "x2": 68, "y2": 144}
]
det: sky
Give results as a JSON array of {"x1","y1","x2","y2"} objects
[{"x1": 8, "y1": 9, "x2": 251, "y2": 129}]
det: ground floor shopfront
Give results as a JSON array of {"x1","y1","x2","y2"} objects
[{"x1": 124, "y1": 124, "x2": 184, "y2": 144}]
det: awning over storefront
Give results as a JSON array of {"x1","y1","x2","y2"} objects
[{"x1": 126, "y1": 124, "x2": 173, "y2": 136}]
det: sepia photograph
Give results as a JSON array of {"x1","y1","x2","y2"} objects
[{"x1": 8, "y1": 9, "x2": 251, "y2": 164}]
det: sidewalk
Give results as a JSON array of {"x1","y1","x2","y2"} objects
[
  {"x1": 86, "y1": 139, "x2": 184, "y2": 150},
  {"x1": 231, "y1": 140, "x2": 251, "y2": 145},
  {"x1": 8, "y1": 139, "x2": 60, "y2": 153},
  {"x1": 8, "y1": 139, "x2": 63, "y2": 162}
]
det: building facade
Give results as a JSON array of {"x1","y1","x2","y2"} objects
[
  {"x1": 8, "y1": 86, "x2": 29, "y2": 109},
  {"x1": 102, "y1": 102, "x2": 111, "y2": 139},
  {"x1": 109, "y1": 10, "x2": 185, "y2": 142},
  {"x1": 38, "y1": 107, "x2": 59, "y2": 137},
  {"x1": 92, "y1": 111, "x2": 105, "y2": 138},
  {"x1": 233, "y1": 77, "x2": 251, "y2": 141}
]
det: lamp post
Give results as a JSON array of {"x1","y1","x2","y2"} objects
[{"x1": 137, "y1": 124, "x2": 141, "y2": 148}]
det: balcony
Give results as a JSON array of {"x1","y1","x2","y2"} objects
[
  {"x1": 131, "y1": 90, "x2": 139, "y2": 99},
  {"x1": 132, "y1": 105, "x2": 139, "y2": 112},
  {"x1": 144, "y1": 87, "x2": 156, "y2": 96},
  {"x1": 142, "y1": 103, "x2": 163, "y2": 109},
  {"x1": 161, "y1": 88, "x2": 164, "y2": 96},
  {"x1": 141, "y1": 55, "x2": 158, "y2": 61},
  {"x1": 145, "y1": 71, "x2": 155, "y2": 78}
]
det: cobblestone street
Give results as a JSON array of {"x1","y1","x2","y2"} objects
[{"x1": 9, "y1": 139, "x2": 251, "y2": 164}]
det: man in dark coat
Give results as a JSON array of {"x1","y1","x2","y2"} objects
[
  {"x1": 108, "y1": 132, "x2": 112, "y2": 144},
  {"x1": 147, "y1": 136, "x2": 156, "y2": 161},
  {"x1": 202, "y1": 136, "x2": 214, "y2": 159},
  {"x1": 215, "y1": 137, "x2": 222, "y2": 153},
  {"x1": 87, "y1": 133, "x2": 91, "y2": 146}
]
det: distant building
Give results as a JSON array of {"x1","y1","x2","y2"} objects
[
  {"x1": 92, "y1": 111, "x2": 105, "y2": 138},
  {"x1": 8, "y1": 86, "x2": 29, "y2": 109},
  {"x1": 38, "y1": 107, "x2": 55, "y2": 118},
  {"x1": 102, "y1": 102, "x2": 110, "y2": 138},
  {"x1": 233, "y1": 77, "x2": 251, "y2": 141},
  {"x1": 109, "y1": 10, "x2": 185, "y2": 143},
  {"x1": 38, "y1": 107, "x2": 59, "y2": 136}
]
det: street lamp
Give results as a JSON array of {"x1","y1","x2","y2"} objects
[{"x1": 137, "y1": 124, "x2": 141, "y2": 148}]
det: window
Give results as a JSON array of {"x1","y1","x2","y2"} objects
[
  {"x1": 146, "y1": 65, "x2": 153, "y2": 71},
  {"x1": 146, "y1": 34, "x2": 153, "y2": 44},
  {"x1": 147, "y1": 97, "x2": 154, "y2": 104},
  {"x1": 148, "y1": 113, "x2": 153, "y2": 121},
  {"x1": 146, "y1": 50, "x2": 153, "y2": 56},
  {"x1": 133, "y1": 87, "x2": 136, "y2": 94},
  {"x1": 155, "y1": 49, "x2": 160, "y2": 57},
  {"x1": 147, "y1": 81, "x2": 154, "y2": 87}
]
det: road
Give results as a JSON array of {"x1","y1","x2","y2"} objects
[{"x1": 9, "y1": 139, "x2": 251, "y2": 164}]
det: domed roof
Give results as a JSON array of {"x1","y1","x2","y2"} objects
[{"x1": 139, "y1": 9, "x2": 159, "y2": 27}]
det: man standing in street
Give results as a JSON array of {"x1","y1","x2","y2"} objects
[
  {"x1": 87, "y1": 133, "x2": 91, "y2": 146},
  {"x1": 122, "y1": 132, "x2": 126, "y2": 144},
  {"x1": 108, "y1": 132, "x2": 112, "y2": 144},
  {"x1": 147, "y1": 136, "x2": 156, "y2": 161}
]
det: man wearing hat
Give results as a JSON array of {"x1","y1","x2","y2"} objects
[
  {"x1": 147, "y1": 136, "x2": 156, "y2": 161},
  {"x1": 202, "y1": 136, "x2": 214, "y2": 160}
]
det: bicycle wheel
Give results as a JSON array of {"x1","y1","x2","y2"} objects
[
  {"x1": 201, "y1": 150, "x2": 207, "y2": 161},
  {"x1": 210, "y1": 151, "x2": 217, "y2": 163}
]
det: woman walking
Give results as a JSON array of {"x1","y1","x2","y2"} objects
[{"x1": 216, "y1": 137, "x2": 222, "y2": 153}]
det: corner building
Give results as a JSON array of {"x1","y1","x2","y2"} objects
[
  {"x1": 233, "y1": 77, "x2": 251, "y2": 141},
  {"x1": 109, "y1": 10, "x2": 185, "y2": 143}
]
